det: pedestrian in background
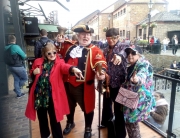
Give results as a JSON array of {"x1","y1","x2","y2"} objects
[
  {"x1": 123, "y1": 45, "x2": 156, "y2": 138},
  {"x1": 4, "y1": 35, "x2": 27, "y2": 98},
  {"x1": 172, "y1": 34, "x2": 178, "y2": 55},
  {"x1": 150, "y1": 36, "x2": 154, "y2": 46},
  {"x1": 55, "y1": 26, "x2": 76, "y2": 58},
  {"x1": 25, "y1": 43, "x2": 83, "y2": 138},
  {"x1": 162, "y1": 37, "x2": 170, "y2": 52},
  {"x1": 34, "y1": 29, "x2": 54, "y2": 58}
]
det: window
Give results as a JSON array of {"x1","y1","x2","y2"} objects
[
  {"x1": 120, "y1": 31, "x2": 122, "y2": 37},
  {"x1": 126, "y1": 31, "x2": 130, "y2": 40},
  {"x1": 149, "y1": 27, "x2": 153, "y2": 35},
  {"x1": 124, "y1": 8, "x2": 126, "y2": 14},
  {"x1": 123, "y1": 30, "x2": 125, "y2": 36},
  {"x1": 143, "y1": 28, "x2": 146, "y2": 40},
  {"x1": 139, "y1": 29, "x2": 142, "y2": 36}
]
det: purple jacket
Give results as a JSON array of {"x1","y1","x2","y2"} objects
[{"x1": 103, "y1": 41, "x2": 129, "y2": 88}]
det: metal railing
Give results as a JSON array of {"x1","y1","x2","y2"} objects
[{"x1": 143, "y1": 73, "x2": 180, "y2": 138}]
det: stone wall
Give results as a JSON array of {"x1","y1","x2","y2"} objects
[{"x1": 144, "y1": 53, "x2": 180, "y2": 71}]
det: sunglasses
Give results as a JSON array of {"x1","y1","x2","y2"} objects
[
  {"x1": 126, "y1": 51, "x2": 137, "y2": 56},
  {"x1": 57, "y1": 34, "x2": 64, "y2": 38},
  {"x1": 106, "y1": 36, "x2": 118, "y2": 40},
  {"x1": 47, "y1": 51, "x2": 57, "y2": 56}
]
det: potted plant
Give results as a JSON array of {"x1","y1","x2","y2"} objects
[
  {"x1": 137, "y1": 40, "x2": 148, "y2": 53},
  {"x1": 137, "y1": 40, "x2": 148, "y2": 46},
  {"x1": 141, "y1": 23, "x2": 147, "y2": 29},
  {"x1": 151, "y1": 22, "x2": 157, "y2": 28},
  {"x1": 103, "y1": 27, "x2": 108, "y2": 32}
]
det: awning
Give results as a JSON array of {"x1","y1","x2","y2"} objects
[{"x1": 38, "y1": 24, "x2": 58, "y2": 32}]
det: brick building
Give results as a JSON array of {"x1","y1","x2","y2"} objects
[{"x1": 74, "y1": 0, "x2": 174, "y2": 42}]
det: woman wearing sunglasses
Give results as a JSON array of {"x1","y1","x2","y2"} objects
[
  {"x1": 122, "y1": 45, "x2": 156, "y2": 138},
  {"x1": 25, "y1": 42, "x2": 83, "y2": 138}
]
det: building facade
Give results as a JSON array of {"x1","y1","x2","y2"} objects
[{"x1": 76, "y1": 0, "x2": 169, "y2": 41}]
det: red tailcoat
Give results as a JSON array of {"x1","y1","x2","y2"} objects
[
  {"x1": 55, "y1": 40, "x2": 76, "y2": 58},
  {"x1": 25, "y1": 56, "x2": 71, "y2": 122},
  {"x1": 64, "y1": 44, "x2": 107, "y2": 113}
]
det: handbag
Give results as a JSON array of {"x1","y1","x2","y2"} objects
[{"x1": 115, "y1": 87, "x2": 139, "y2": 110}]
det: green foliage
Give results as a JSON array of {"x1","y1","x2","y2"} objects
[
  {"x1": 141, "y1": 23, "x2": 147, "y2": 29},
  {"x1": 151, "y1": 22, "x2": 157, "y2": 28},
  {"x1": 103, "y1": 27, "x2": 108, "y2": 32},
  {"x1": 137, "y1": 40, "x2": 148, "y2": 46}
]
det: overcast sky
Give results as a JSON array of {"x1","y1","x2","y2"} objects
[{"x1": 21, "y1": 0, "x2": 179, "y2": 27}]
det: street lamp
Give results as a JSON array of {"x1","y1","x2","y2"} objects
[
  {"x1": 108, "y1": 14, "x2": 111, "y2": 29},
  {"x1": 147, "y1": 0, "x2": 153, "y2": 44}
]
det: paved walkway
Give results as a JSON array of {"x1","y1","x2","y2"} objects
[{"x1": 0, "y1": 90, "x2": 30, "y2": 138}]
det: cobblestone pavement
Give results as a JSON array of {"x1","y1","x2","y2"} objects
[{"x1": 0, "y1": 90, "x2": 30, "y2": 138}]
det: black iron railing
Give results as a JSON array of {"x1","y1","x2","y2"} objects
[{"x1": 143, "y1": 73, "x2": 180, "y2": 138}]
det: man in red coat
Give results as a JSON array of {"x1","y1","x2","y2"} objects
[
  {"x1": 62, "y1": 24, "x2": 107, "y2": 138},
  {"x1": 54, "y1": 26, "x2": 76, "y2": 58}
]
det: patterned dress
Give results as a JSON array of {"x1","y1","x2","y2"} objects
[{"x1": 122, "y1": 56, "x2": 156, "y2": 123}]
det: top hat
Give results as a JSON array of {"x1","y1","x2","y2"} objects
[{"x1": 72, "y1": 25, "x2": 94, "y2": 33}]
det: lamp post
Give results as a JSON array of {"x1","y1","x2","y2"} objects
[
  {"x1": 67, "y1": 21, "x2": 70, "y2": 39},
  {"x1": 108, "y1": 14, "x2": 111, "y2": 29},
  {"x1": 147, "y1": 0, "x2": 153, "y2": 44}
]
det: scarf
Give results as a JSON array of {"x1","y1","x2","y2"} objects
[
  {"x1": 34, "y1": 60, "x2": 54, "y2": 110},
  {"x1": 156, "y1": 98, "x2": 169, "y2": 107}
]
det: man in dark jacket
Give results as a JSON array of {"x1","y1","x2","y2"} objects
[
  {"x1": 4, "y1": 35, "x2": 28, "y2": 98},
  {"x1": 100, "y1": 28, "x2": 129, "y2": 138},
  {"x1": 34, "y1": 29, "x2": 53, "y2": 58}
]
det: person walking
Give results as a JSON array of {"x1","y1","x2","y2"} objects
[
  {"x1": 122, "y1": 45, "x2": 156, "y2": 138},
  {"x1": 100, "y1": 28, "x2": 129, "y2": 138},
  {"x1": 162, "y1": 37, "x2": 170, "y2": 53},
  {"x1": 4, "y1": 35, "x2": 27, "y2": 98},
  {"x1": 25, "y1": 42, "x2": 83, "y2": 138},
  {"x1": 172, "y1": 35, "x2": 178, "y2": 55},
  {"x1": 62, "y1": 24, "x2": 107, "y2": 138},
  {"x1": 34, "y1": 29, "x2": 54, "y2": 58}
]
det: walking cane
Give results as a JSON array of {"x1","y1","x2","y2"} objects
[{"x1": 97, "y1": 63, "x2": 103, "y2": 138}]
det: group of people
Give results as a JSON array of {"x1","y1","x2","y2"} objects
[
  {"x1": 149, "y1": 35, "x2": 179, "y2": 55},
  {"x1": 5, "y1": 24, "x2": 165, "y2": 138}
]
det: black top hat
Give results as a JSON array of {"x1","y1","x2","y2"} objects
[{"x1": 72, "y1": 25, "x2": 94, "y2": 33}]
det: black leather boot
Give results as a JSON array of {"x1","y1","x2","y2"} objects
[
  {"x1": 63, "y1": 122, "x2": 75, "y2": 135},
  {"x1": 84, "y1": 127, "x2": 92, "y2": 138}
]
